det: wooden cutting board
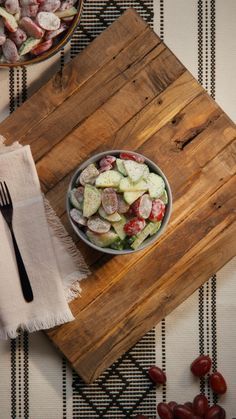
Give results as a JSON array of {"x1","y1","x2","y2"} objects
[{"x1": 1, "y1": 9, "x2": 236, "y2": 383}]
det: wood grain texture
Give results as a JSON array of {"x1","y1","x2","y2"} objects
[{"x1": 1, "y1": 9, "x2": 235, "y2": 383}]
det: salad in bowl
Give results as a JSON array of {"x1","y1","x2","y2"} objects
[{"x1": 67, "y1": 150, "x2": 172, "y2": 254}]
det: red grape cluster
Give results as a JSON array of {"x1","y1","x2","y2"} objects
[{"x1": 134, "y1": 355, "x2": 227, "y2": 419}]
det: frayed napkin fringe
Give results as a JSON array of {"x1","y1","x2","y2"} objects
[
  {"x1": 43, "y1": 197, "x2": 90, "y2": 301},
  {"x1": 64, "y1": 272, "x2": 83, "y2": 302},
  {"x1": 0, "y1": 311, "x2": 74, "y2": 340}
]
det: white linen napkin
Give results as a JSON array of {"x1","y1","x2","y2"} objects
[{"x1": 0, "y1": 138, "x2": 90, "y2": 339}]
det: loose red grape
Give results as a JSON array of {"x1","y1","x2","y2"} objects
[
  {"x1": 205, "y1": 405, "x2": 225, "y2": 419},
  {"x1": 193, "y1": 394, "x2": 208, "y2": 416},
  {"x1": 148, "y1": 366, "x2": 166, "y2": 385},
  {"x1": 174, "y1": 405, "x2": 194, "y2": 419},
  {"x1": 190, "y1": 355, "x2": 212, "y2": 377},
  {"x1": 209, "y1": 372, "x2": 227, "y2": 395},
  {"x1": 168, "y1": 401, "x2": 177, "y2": 412},
  {"x1": 219, "y1": 407, "x2": 226, "y2": 419},
  {"x1": 157, "y1": 402, "x2": 173, "y2": 419},
  {"x1": 184, "y1": 402, "x2": 193, "y2": 412}
]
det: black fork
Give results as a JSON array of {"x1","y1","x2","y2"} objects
[{"x1": 0, "y1": 181, "x2": 33, "y2": 303}]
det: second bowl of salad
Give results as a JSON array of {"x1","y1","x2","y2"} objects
[
  {"x1": 0, "y1": 0, "x2": 83, "y2": 66},
  {"x1": 67, "y1": 150, "x2": 172, "y2": 254}
]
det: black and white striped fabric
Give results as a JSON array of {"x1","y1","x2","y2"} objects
[{"x1": 0, "y1": 1, "x2": 235, "y2": 417}]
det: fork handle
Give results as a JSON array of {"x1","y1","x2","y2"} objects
[{"x1": 11, "y1": 230, "x2": 34, "y2": 303}]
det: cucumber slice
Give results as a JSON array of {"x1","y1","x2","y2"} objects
[
  {"x1": 0, "y1": 7, "x2": 18, "y2": 32},
  {"x1": 159, "y1": 189, "x2": 168, "y2": 204},
  {"x1": 98, "y1": 206, "x2": 121, "y2": 222},
  {"x1": 86, "y1": 230, "x2": 118, "y2": 248},
  {"x1": 147, "y1": 173, "x2": 165, "y2": 198},
  {"x1": 143, "y1": 165, "x2": 150, "y2": 180},
  {"x1": 112, "y1": 214, "x2": 127, "y2": 240},
  {"x1": 116, "y1": 158, "x2": 127, "y2": 176},
  {"x1": 123, "y1": 190, "x2": 145, "y2": 205},
  {"x1": 95, "y1": 170, "x2": 123, "y2": 188},
  {"x1": 131, "y1": 222, "x2": 160, "y2": 250},
  {"x1": 19, "y1": 38, "x2": 41, "y2": 56},
  {"x1": 119, "y1": 177, "x2": 148, "y2": 192},
  {"x1": 55, "y1": 6, "x2": 77, "y2": 18},
  {"x1": 110, "y1": 239, "x2": 125, "y2": 250},
  {"x1": 83, "y1": 185, "x2": 101, "y2": 217},
  {"x1": 70, "y1": 188, "x2": 83, "y2": 210},
  {"x1": 123, "y1": 160, "x2": 148, "y2": 183},
  {"x1": 149, "y1": 221, "x2": 162, "y2": 236}
]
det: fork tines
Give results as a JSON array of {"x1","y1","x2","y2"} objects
[{"x1": 0, "y1": 181, "x2": 12, "y2": 207}]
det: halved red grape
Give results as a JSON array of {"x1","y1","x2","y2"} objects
[
  {"x1": 120, "y1": 152, "x2": 145, "y2": 163},
  {"x1": 102, "y1": 188, "x2": 118, "y2": 215},
  {"x1": 149, "y1": 199, "x2": 165, "y2": 222},
  {"x1": 87, "y1": 216, "x2": 110, "y2": 234},
  {"x1": 124, "y1": 217, "x2": 146, "y2": 236}
]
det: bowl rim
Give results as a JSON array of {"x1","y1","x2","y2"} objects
[
  {"x1": 0, "y1": 0, "x2": 84, "y2": 68},
  {"x1": 66, "y1": 150, "x2": 173, "y2": 255}
]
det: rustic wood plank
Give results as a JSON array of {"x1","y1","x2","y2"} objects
[
  {"x1": 1, "y1": 9, "x2": 235, "y2": 383},
  {"x1": 24, "y1": 34, "x2": 165, "y2": 161}
]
